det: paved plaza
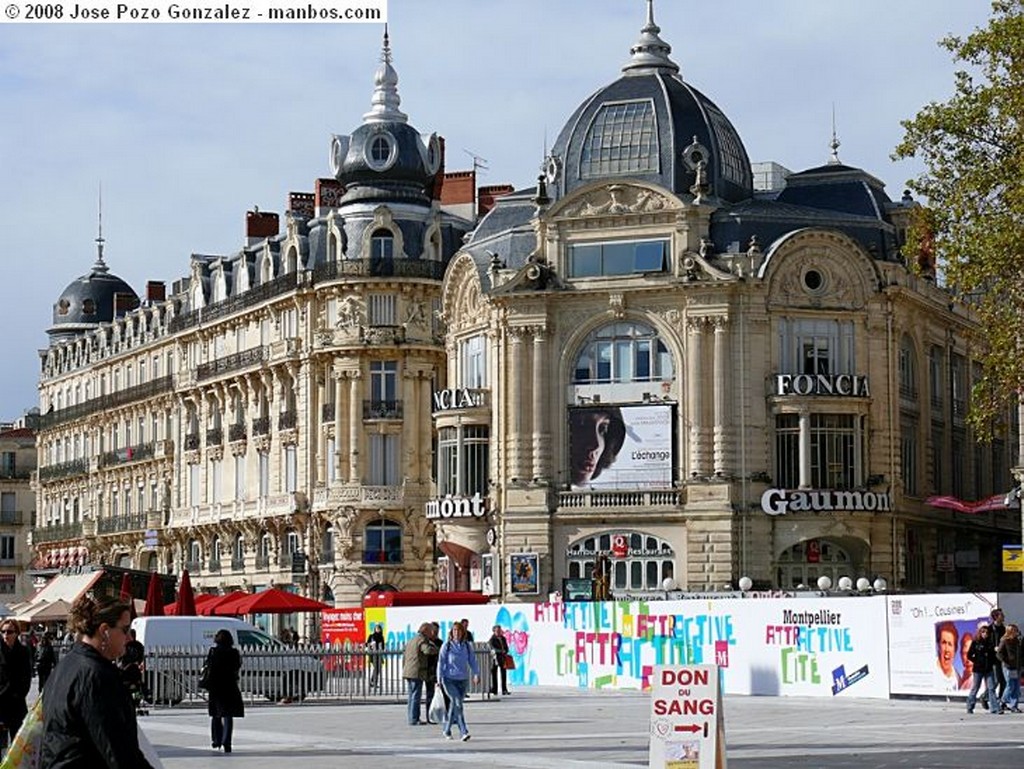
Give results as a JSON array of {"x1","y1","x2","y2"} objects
[{"x1": 136, "y1": 687, "x2": 1024, "y2": 768}]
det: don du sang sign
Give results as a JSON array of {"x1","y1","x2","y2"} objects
[{"x1": 649, "y1": 665, "x2": 727, "y2": 769}]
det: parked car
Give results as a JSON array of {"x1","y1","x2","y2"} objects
[{"x1": 132, "y1": 616, "x2": 323, "y2": 703}]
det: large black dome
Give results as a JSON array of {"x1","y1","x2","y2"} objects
[{"x1": 547, "y1": 4, "x2": 753, "y2": 204}]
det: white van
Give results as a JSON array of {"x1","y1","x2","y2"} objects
[{"x1": 131, "y1": 616, "x2": 321, "y2": 703}]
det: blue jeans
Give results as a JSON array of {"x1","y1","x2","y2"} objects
[
  {"x1": 211, "y1": 715, "x2": 234, "y2": 748},
  {"x1": 1002, "y1": 666, "x2": 1020, "y2": 709},
  {"x1": 967, "y1": 670, "x2": 998, "y2": 713},
  {"x1": 441, "y1": 677, "x2": 469, "y2": 737},
  {"x1": 405, "y1": 678, "x2": 423, "y2": 725}
]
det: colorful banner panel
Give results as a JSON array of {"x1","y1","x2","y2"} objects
[
  {"x1": 886, "y1": 592, "x2": 997, "y2": 696},
  {"x1": 568, "y1": 404, "x2": 672, "y2": 490},
  {"x1": 383, "y1": 594, "x2": 892, "y2": 699}
]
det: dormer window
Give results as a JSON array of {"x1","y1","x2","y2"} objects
[
  {"x1": 568, "y1": 239, "x2": 667, "y2": 278},
  {"x1": 82, "y1": 299, "x2": 96, "y2": 315},
  {"x1": 370, "y1": 230, "x2": 394, "y2": 260}
]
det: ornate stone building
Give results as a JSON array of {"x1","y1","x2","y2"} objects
[
  {"x1": 435, "y1": 4, "x2": 1020, "y2": 599},
  {"x1": 33, "y1": 32, "x2": 471, "y2": 608}
]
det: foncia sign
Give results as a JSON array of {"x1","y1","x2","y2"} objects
[{"x1": 649, "y1": 665, "x2": 726, "y2": 769}]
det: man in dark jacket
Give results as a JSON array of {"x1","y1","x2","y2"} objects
[
  {"x1": 35, "y1": 633, "x2": 58, "y2": 691},
  {"x1": 402, "y1": 623, "x2": 432, "y2": 726},
  {"x1": 366, "y1": 623, "x2": 385, "y2": 689},
  {"x1": 206, "y1": 629, "x2": 244, "y2": 753},
  {"x1": 990, "y1": 608, "x2": 1008, "y2": 700}
]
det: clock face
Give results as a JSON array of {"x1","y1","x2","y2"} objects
[{"x1": 545, "y1": 155, "x2": 562, "y2": 184}]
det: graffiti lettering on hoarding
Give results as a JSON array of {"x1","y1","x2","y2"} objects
[
  {"x1": 781, "y1": 648, "x2": 821, "y2": 683},
  {"x1": 764, "y1": 625, "x2": 853, "y2": 653}
]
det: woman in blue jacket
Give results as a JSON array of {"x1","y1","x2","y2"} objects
[{"x1": 436, "y1": 621, "x2": 480, "y2": 741}]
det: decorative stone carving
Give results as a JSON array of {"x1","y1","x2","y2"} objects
[
  {"x1": 558, "y1": 183, "x2": 674, "y2": 218},
  {"x1": 608, "y1": 293, "x2": 626, "y2": 319},
  {"x1": 335, "y1": 294, "x2": 364, "y2": 329}
]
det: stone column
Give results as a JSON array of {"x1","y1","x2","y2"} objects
[
  {"x1": 419, "y1": 372, "x2": 432, "y2": 483},
  {"x1": 532, "y1": 327, "x2": 548, "y2": 482},
  {"x1": 687, "y1": 317, "x2": 705, "y2": 478},
  {"x1": 348, "y1": 371, "x2": 362, "y2": 483},
  {"x1": 712, "y1": 317, "x2": 729, "y2": 477},
  {"x1": 798, "y1": 408, "x2": 811, "y2": 488},
  {"x1": 508, "y1": 328, "x2": 526, "y2": 481},
  {"x1": 333, "y1": 369, "x2": 344, "y2": 483},
  {"x1": 402, "y1": 367, "x2": 419, "y2": 485}
]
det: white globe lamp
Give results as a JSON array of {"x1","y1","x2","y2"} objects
[
  {"x1": 817, "y1": 575, "x2": 832, "y2": 591},
  {"x1": 662, "y1": 577, "x2": 678, "y2": 592},
  {"x1": 738, "y1": 576, "x2": 753, "y2": 592},
  {"x1": 838, "y1": 576, "x2": 853, "y2": 591},
  {"x1": 856, "y1": 577, "x2": 871, "y2": 592},
  {"x1": 872, "y1": 577, "x2": 887, "y2": 592}
]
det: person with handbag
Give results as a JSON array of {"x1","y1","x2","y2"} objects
[
  {"x1": 436, "y1": 622, "x2": 480, "y2": 742},
  {"x1": 39, "y1": 593, "x2": 156, "y2": 768},
  {"x1": 488, "y1": 625, "x2": 511, "y2": 697},
  {"x1": 204, "y1": 630, "x2": 244, "y2": 753}
]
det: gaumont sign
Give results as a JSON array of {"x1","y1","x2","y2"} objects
[
  {"x1": 761, "y1": 487, "x2": 892, "y2": 516},
  {"x1": 775, "y1": 373, "x2": 870, "y2": 397},
  {"x1": 425, "y1": 492, "x2": 488, "y2": 521}
]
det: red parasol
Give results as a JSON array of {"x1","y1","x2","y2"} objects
[
  {"x1": 119, "y1": 572, "x2": 137, "y2": 620},
  {"x1": 221, "y1": 587, "x2": 331, "y2": 615},
  {"x1": 173, "y1": 569, "x2": 197, "y2": 617},
  {"x1": 143, "y1": 571, "x2": 164, "y2": 617}
]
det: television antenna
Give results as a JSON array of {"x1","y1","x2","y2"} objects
[{"x1": 463, "y1": 149, "x2": 489, "y2": 176}]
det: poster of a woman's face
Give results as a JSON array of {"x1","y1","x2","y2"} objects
[{"x1": 569, "y1": 407, "x2": 627, "y2": 486}]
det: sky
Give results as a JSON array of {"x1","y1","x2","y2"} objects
[{"x1": 0, "y1": 0, "x2": 996, "y2": 418}]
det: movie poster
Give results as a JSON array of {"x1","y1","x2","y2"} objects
[
  {"x1": 568, "y1": 404, "x2": 672, "y2": 490},
  {"x1": 510, "y1": 553, "x2": 539, "y2": 595}
]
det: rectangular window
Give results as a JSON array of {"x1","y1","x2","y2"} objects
[
  {"x1": 326, "y1": 437, "x2": 336, "y2": 484},
  {"x1": 778, "y1": 318, "x2": 855, "y2": 376},
  {"x1": 459, "y1": 336, "x2": 487, "y2": 388},
  {"x1": 952, "y1": 430, "x2": 965, "y2": 497},
  {"x1": 367, "y1": 294, "x2": 397, "y2": 325},
  {"x1": 0, "y1": 454, "x2": 13, "y2": 478},
  {"x1": 901, "y1": 421, "x2": 918, "y2": 497},
  {"x1": 0, "y1": 535, "x2": 13, "y2": 563},
  {"x1": 369, "y1": 434, "x2": 400, "y2": 485},
  {"x1": 931, "y1": 425, "x2": 946, "y2": 494},
  {"x1": 437, "y1": 427, "x2": 458, "y2": 497},
  {"x1": 369, "y1": 361, "x2": 398, "y2": 402},
  {"x1": 235, "y1": 455, "x2": 246, "y2": 500},
  {"x1": 258, "y1": 452, "x2": 270, "y2": 498},
  {"x1": 0, "y1": 493, "x2": 15, "y2": 524},
  {"x1": 189, "y1": 465, "x2": 200, "y2": 507},
  {"x1": 284, "y1": 446, "x2": 297, "y2": 493},
  {"x1": 0, "y1": 575, "x2": 14, "y2": 595},
  {"x1": 568, "y1": 239, "x2": 668, "y2": 277},
  {"x1": 774, "y1": 414, "x2": 800, "y2": 489},
  {"x1": 809, "y1": 414, "x2": 857, "y2": 488},
  {"x1": 951, "y1": 354, "x2": 967, "y2": 419}
]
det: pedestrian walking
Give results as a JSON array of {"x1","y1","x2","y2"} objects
[
  {"x1": 489, "y1": 625, "x2": 511, "y2": 696},
  {"x1": 966, "y1": 624, "x2": 1000, "y2": 714},
  {"x1": 997, "y1": 622, "x2": 1021, "y2": 713},
  {"x1": 366, "y1": 623, "x2": 385, "y2": 689},
  {"x1": 0, "y1": 617, "x2": 32, "y2": 746},
  {"x1": 420, "y1": 623, "x2": 440, "y2": 723},
  {"x1": 205, "y1": 629, "x2": 244, "y2": 753},
  {"x1": 39, "y1": 593, "x2": 155, "y2": 767},
  {"x1": 35, "y1": 633, "x2": 57, "y2": 692},
  {"x1": 990, "y1": 608, "x2": 1008, "y2": 700},
  {"x1": 402, "y1": 623, "x2": 433, "y2": 726},
  {"x1": 437, "y1": 621, "x2": 480, "y2": 741}
]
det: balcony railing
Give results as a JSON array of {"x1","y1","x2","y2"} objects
[
  {"x1": 255, "y1": 554, "x2": 270, "y2": 570},
  {"x1": 208, "y1": 558, "x2": 222, "y2": 573},
  {"x1": 97, "y1": 513, "x2": 147, "y2": 535},
  {"x1": 184, "y1": 433, "x2": 201, "y2": 451},
  {"x1": 168, "y1": 273, "x2": 299, "y2": 333},
  {"x1": 363, "y1": 400, "x2": 403, "y2": 420},
  {"x1": 557, "y1": 489, "x2": 684, "y2": 509},
  {"x1": 321, "y1": 402, "x2": 336, "y2": 422},
  {"x1": 0, "y1": 470, "x2": 30, "y2": 481},
  {"x1": 33, "y1": 522, "x2": 84, "y2": 543},
  {"x1": 38, "y1": 458, "x2": 90, "y2": 482},
  {"x1": 98, "y1": 442, "x2": 155, "y2": 469},
  {"x1": 278, "y1": 411, "x2": 297, "y2": 431},
  {"x1": 228, "y1": 423, "x2": 247, "y2": 442},
  {"x1": 312, "y1": 257, "x2": 447, "y2": 282},
  {"x1": 230, "y1": 557, "x2": 245, "y2": 571},
  {"x1": 197, "y1": 347, "x2": 268, "y2": 381},
  {"x1": 252, "y1": 416, "x2": 270, "y2": 436},
  {"x1": 39, "y1": 375, "x2": 174, "y2": 429},
  {"x1": 206, "y1": 427, "x2": 224, "y2": 446}
]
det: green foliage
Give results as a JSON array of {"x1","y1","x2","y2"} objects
[{"x1": 895, "y1": 0, "x2": 1024, "y2": 435}]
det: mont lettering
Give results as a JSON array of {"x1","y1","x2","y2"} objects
[
  {"x1": 761, "y1": 487, "x2": 892, "y2": 515},
  {"x1": 425, "y1": 492, "x2": 488, "y2": 520}
]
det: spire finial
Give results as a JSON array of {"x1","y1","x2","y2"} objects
[
  {"x1": 93, "y1": 183, "x2": 109, "y2": 274},
  {"x1": 622, "y1": 0, "x2": 679, "y2": 76},
  {"x1": 363, "y1": 24, "x2": 408, "y2": 123},
  {"x1": 828, "y1": 103, "x2": 841, "y2": 165}
]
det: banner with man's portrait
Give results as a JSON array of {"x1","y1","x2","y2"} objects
[{"x1": 568, "y1": 404, "x2": 673, "y2": 490}]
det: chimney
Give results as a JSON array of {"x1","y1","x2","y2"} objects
[
  {"x1": 431, "y1": 135, "x2": 448, "y2": 200},
  {"x1": 289, "y1": 192, "x2": 315, "y2": 219},
  {"x1": 315, "y1": 178, "x2": 344, "y2": 215},
  {"x1": 440, "y1": 170, "x2": 476, "y2": 221},
  {"x1": 145, "y1": 281, "x2": 166, "y2": 303},
  {"x1": 246, "y1": 209, "x2": 279, "y2": 246},
  {"x1": 478, "y1": 184, "x2": 515, "y2": 218},
  {"x1": 113, "y1": 292, "x2": 140, "y2": 319}
]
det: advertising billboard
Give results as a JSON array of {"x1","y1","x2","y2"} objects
[{"x1": 568, "y1": 404, "x2": 672, "y2": 490}]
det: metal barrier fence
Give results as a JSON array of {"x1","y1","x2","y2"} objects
[{"x1": 139, "y1": 643, "x2": 495, "y2": 708}]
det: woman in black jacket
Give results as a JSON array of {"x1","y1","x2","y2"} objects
[
  {"x1": 966, "y1": 623, "x2": 1000, "y2": 714},
  {"x1": 40, "y1": 594, "x2": 154, "y2": 768},
  {"x1": 0, "y1": 617, "x2": 32, "y2": 740},
  {"x1": 206, "y1": 629, "x2": 243, "y2": 753}
]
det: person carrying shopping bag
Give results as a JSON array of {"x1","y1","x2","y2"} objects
[{"x1": 436, "y1": 622, "x2": 480, "y2": 742}]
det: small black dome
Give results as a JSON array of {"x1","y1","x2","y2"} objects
[
  {"x1": 547, "y1": 5, "x2": 753, "y2": 204},
  {"x1": 49, "y1": 258, "x2": 138, "y2": 342}
]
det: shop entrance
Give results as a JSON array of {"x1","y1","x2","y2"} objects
[{"x1": 776, "y1": 539, "x2": 852, "y2": 589}]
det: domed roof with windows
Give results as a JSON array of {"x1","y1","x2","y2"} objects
[
  {"x1": 330, "y1": 28, "x2": 443, "y2": 206},
  {"x1": 545, "y1": 0, "x2": 753, "y2": 205},
  {"x1": 48, "y1": 235, "x2": 138, "y2": 343}
]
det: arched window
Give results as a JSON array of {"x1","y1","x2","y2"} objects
[
  {"x1": 572, "y1": 322, "x2": 674, "y2": 384},
  {"x1": 370, "y1": 229, "x2": 394, "y2": 260},
  {"x1": 363, "y1": 518, "x2": 402, "y2": 564},
  {"x1": 322, "y1": 525, "x2": 335, "y2": 563},
  {"x1": 566, "y1": 531, "x2": 675, "y2": 592},
  {"x1": 211, "y1": 535, "x2": 222, "y2": 565},
  {"x1": 233, "y1": 533, "x2": 245, "y2": 567},
  {"x1": 187, "y1": 539, "x2": 201, "y2": 570},
  {"x1": 776, "y1": 539, "x2": 852, "y2": 590}
]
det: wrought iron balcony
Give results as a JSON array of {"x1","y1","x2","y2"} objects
[
  {"x1": 206, "y1": 427, "x2": 224, "y2": 446},
  {"x1": 312, "y1": 257, "x2": 447, "y2": 282},
  {"x1": 33, "y1": 522, "x2": 84, "y2": 543},
  {"x1": 208, "y1": 558, "x2": 222, "y2": 573},
  {"x1": 0, "y1": 510, "x2": 23, "y2": 525},
  {"x1": 39, "y1": 375, "x2": 174, "y2": 429},
  {"x1": 97, "y1": 513, "x2": 147, "y2": 535},
  {"x1": 38, "y1": 458, "x2": 90, "y2": 482},
  {"x1": 196, "y1": 346, "x2": 268, "y2": 381},
  {"x1": 184, "y1": 560, "x2": 201, "y2": 574},
  {"x1": 362, "y1": 549, "x2": 402, "y2": 565},
  {"x1": 168, "y1": 273, "x2": 299, "y2": 333},
  {"x1": 278, "y1": 411, "x2": 297, "y2": 431},
  {"x1": 98, "y1": 442, "x2": 154, "y2": 469},
  {"x1": 252, "y1": 416, "x2": 270, "y2": 436},
  {"x1": 228, "y1": 423, "x2": 247, "y2": 442},
  {"x1": 363, "y1": 399, "x2": 402, "y2": 420}
]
